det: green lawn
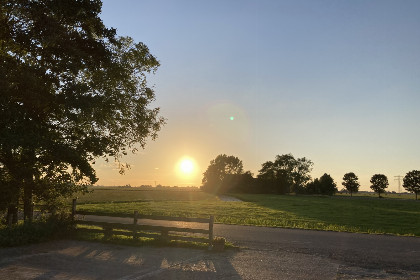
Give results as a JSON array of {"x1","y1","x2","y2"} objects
[{"x1": 76, "y1": 189, "x2": 420, "y2": 237}]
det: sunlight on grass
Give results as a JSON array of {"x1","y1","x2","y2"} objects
[{"x1": 75, "y1": 190, "x2": 420, "y2": 237}]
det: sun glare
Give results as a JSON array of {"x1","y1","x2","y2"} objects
[{"x1": 180, "y1": 158, "x2": 194, "y2": 174}]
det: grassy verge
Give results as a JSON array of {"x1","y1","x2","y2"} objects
[
  {"x1": 76, "y1": 193, "x2": 420, "y2": 237},
  {"x1": 0, "y1": 218, "x2": 74, "y2": 247},
  {"x1": 0, "y1": 218, "x2": 235, "y2": 250},
  {"x1": 74, "y1": 224, "x2": 235, "y2": 250}
]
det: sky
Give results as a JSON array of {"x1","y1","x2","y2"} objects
[{"x1": 95, "y1": 0, "x2": 420, "y2": 192}]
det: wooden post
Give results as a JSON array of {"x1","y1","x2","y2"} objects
[
  {"x1": 133, "y1": 210, "x2": 138, "y2": 239},
  {"x1": 104, "y1": 226, "x2": 112, "y2": 239},
  {"x1": 161, "y1": 229, "x2": 169, "y2": 243},
  {"x1": 209, "y1": 215, "x2": 214, "y2": 246},
  {"x1": 71, "y1": 198, "x2": 77, "y2": 220}
]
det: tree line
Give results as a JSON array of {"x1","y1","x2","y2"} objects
[{"x1": 200, "y1": 154, "x2": 420, "y2": 200}]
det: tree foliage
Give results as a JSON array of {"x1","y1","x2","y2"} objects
[
  {"x1": 370, "y1": 174, "x2": 388, "y2": 198},
  {"x1": 342, "y1": 172, "x2": 360, "y2": 196},
  {"x1": 257, "y1": 154, "x2": 313, "y2": 194},
  {"x1": 0, "y1": 0, "x2": 164, "y2": 220},
  {"x1": 403, "y1": 170, "x2": 420, "y2": 200},
  {"x1": 201, "y1": 154, "x2": 244, "y2": 194},
  {"x1": 306, "y1": 173, "x2": 337, "y2": 195},
  {"x1": 218, "y1": 171, "x2": 257, "y2": 194}
]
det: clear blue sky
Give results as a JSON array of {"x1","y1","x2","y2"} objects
[{"x1": 96, "y1": 0, "x2": 420, "y2": 191}]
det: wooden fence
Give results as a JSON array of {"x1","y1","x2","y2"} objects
[{"x1": 71, "y1": 199, "x2": 215, "y2": 246}]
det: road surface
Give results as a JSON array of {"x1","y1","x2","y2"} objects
[
  {"x1": 1, "y1": 220, "x2": 419, "y2": 279},
  {"x1": 215, "y1": 224, "x2": 420, "y2": 279}
]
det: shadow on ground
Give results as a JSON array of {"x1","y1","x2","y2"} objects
[{"x1": 0, "y1": 240, "x2": 240, "y2": 279}]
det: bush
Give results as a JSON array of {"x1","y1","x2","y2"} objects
[{"x1": 0, "y1": 216, "x2": 74, "y2": 247}]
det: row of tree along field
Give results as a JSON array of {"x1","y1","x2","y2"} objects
[{"x1": 200, "y1": 154, "x2": 420, "y2": 200}]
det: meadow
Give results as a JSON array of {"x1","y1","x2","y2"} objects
[
  {"x1": 76, "y1": 187, "x2": 214, "y2": 203},
  {"x1": 76, "y1": 188, "x2": 420, "y2": 237}
]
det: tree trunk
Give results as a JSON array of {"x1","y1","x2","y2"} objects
[
  {"x1": 7, "y1": 205, "x2": 18, "y2": 226},
  {"x1": 23, "y1": 183, "x2": 33, "y2": 222},
  {"x1": 22, "y1": 148, "x2": 36, "y2": 223}
]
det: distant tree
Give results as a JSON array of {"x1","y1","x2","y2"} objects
[
  {"x1": 370, "y1": 174, "x2": 389, "y2": 198},
  {"x1": 318, "y1": 173, "x2": 337, "y2": 195},
  {"x1": 257, "y1": 160, "x2": 290, "y2": 194},
  {"x1": 305, "y1": 178, "x2": 321, "y2": 194},
  {"x1": 220, "y1": 171, "x2": 257, "y2": 193},
  {"x1": 342, "y1": 172, "x2": 360, "y2": 197},
  {"x1": 201, "y1": 154, "x2": 244, "y2": 194},
  {"x1": 403, "y1": 170, "x2": 420, "y2": 200},
  {"x1": 0, "y1": 0, "x2": 164, "y2": 222},
  {"x1": 306, "y1": 173, "x2": 337, "y2": 195},
  {"x1": 257, "y1": 154, "x2": 313, "y2": 194}
]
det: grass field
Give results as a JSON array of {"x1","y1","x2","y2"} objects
[
  {"x1": 76, "y1": 188, "x2": 420, "y2": 237},
  {"x1": 336, "y1": 192, "x2": 416, "y2": 200},
  {"x1": 76, "y1": 188, "x2": 215, "y2": 203}
]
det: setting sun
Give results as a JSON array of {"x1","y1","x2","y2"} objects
[{"x1": 178, "y1": 157, "x2": 195, "y2": 175}]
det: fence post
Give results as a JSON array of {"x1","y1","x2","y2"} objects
[
  {"x1": 160, "y1": 229, "x2": 169, "y2": 243},
  {"x1": 133, "y1": 210, "x2": 138, "y2": 239},
  {"x1": 104, "y1": 226, "x2": 112, "y2": 239},
  {"x1": 71, "y1": 198, "x2": 77, "y2": 220},
  {"x1": 209, "y1": 215, "x2": 214, "y2": 246}
]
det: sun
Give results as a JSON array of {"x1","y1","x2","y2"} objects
[{"x1": 179, "y1": 158, "x2": 194, "y2": 174}]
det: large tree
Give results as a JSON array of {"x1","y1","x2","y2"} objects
[
  {"x1": 370, "y1": 174, "x2": 388, "y2": 198},
  {"x1": 403, "y1": 170, "x2": 420, "y2": 200},
  {"x1": 257, "y1": 154, "x2": 313, "y2": 194},
  {"x1": 201, "y1": 154, "x2": 244, "y2": 194},
  {"x1": 0, "y1": 0, "x2": 164, "y2": 222},
  {"x1": 342, "y1": 172, "x2": 360, "y2": 197}
]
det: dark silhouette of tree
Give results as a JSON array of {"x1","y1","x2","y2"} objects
[
  {"x1": 305, "y1": 178, "x2": 321, "y2": 194},
  {"x1": 403, "y1": 170, "x2": 420, "y2": 200},
  {"x1": 306, "y1": 173, "x2": 337, "y2": 195},
  {"x1": 342, "y1": 172, "x2": 360, "y2": 197},
  {"x1": 257, "y1": 154, "x2": 313, "y2": 194},
  {"x1": 370, "y1": 174, "x2": 389, "y2": 198},
  {"x1": 201, "y1": 154, "x2": 244, "y2": 194},
  {"x1": 318, "y1": 173, "x2": 337, "y2": 195},
  {"x1": 219, "y1": 171, "x2": 257, "y2": 194},
  {"x1": 0, "y1": 0, "x2": 164, "y2": 222}
]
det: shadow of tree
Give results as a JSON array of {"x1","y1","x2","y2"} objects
[{"x1": 0, "y1": 240, "x2": 240, "y2": 279}]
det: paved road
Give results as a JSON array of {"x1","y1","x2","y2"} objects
[
  {"x1": 1, "y1": 219, "x2": 420, "y2": 279},
  {"x1": 215, "y1": 224, "x2": 420, "y2": 279},
  {"x1": 80, "y1": 215, "x2": 420, "y2": 278}
]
